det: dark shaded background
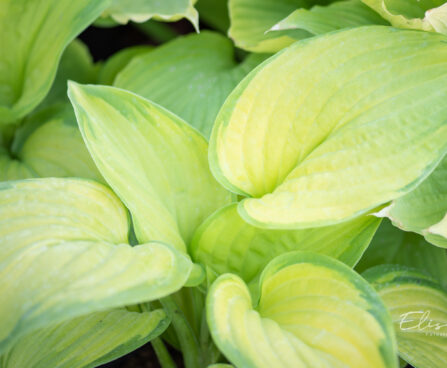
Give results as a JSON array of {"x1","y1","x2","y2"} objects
[{"x1": 79, "y1": 20, "x2": 196, "y2": 62}]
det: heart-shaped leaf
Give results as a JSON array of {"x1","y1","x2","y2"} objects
[
  {"x1": 362, "y1": 0, "x2": 447, "y2": 34},
  {"x1": 209, "y1": 26, "x2": 447, "y2": 229},
  {"x1": 271, "y1": 0, "x2": 388, "y2": 35},
  {"x1": 2, "y1": 308, "x2": 169, "y2": 368},
  {"x1": 365, "y1": 265, "x2": 447, "y2": 368},
  {"x1": 68, "y1": 83, "x2": 231, "y2": 252},
  {"x1": 207, "y1": 251, "x2": 398, "y2": 368},
  {"x1": 191, "y1": 203, "x2": 380, "y2": 284},
  {"x1": 114, "y1": 32, "x2": 267, "y2": 138},
  {"x1": 0, "y1": 178, "x2": 192, "y2": 354},
  {"x1": 0, "y1": 0, "x2": 110, "y2": 124}
]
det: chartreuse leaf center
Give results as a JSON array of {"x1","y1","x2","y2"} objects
[
  {"x1": 68, "y1": 83, "x2": 232, "y2": 253},
  {"x1": 209, "y1": 26, "x2": 447, "y2": 229},
  {"x1": 191, "y1": 203, "x2": 380, "y2": 285},
  {"x1": 207, "y1": 251, "x2": 398, "y2": 368},
  {"x1": 0, "y1": 178, "x2": 192, "y2": 358}
]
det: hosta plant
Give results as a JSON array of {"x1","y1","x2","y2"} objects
[{"x1": 1, "y1": 1, "x2": 447, "y2": 368}]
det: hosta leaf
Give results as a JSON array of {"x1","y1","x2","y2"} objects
[
  {"x1": 0, "y1": 105, "x2": 102, "y2": 182},
  {"x1": 0, "y1": 241, "x2": 185, "y2": 352},
  {"x1": 0, "y1": 178, "x2": 192, "y2": 354},
  {"x1": 68, "y1": 83, "x2": 231, "y2": 252},
  {"x1": 196, "y1": 0, "x2": 230, "y2": 32},
  {"x1": 114, "y1": 32, "x2": 267, "y2": 138},
  {"x1": 362, "y1": 0, "x2": 447, "y2": 34},
  {"x1": 98, "y1": 45, "x2": 153, "y2": 85},
  {"x1": 376, "y1": 155, "x2": 447, "y2": 248},
  {"x1": 1, "y1": 308, "x2": 169, "y2": 368},
  {"x1": 104, "y1": 0, "x2": 199, "y2": 30},
  {"x1": 0, "y1": 178, "x2": 128, "y2": 254},
  {"x1": 207, "y1": 251, "x2": 398, "y2": 368},
  {"x1": 210, "y1": 26, "x2": 447, "y2": 229},
  {"x1": 429, "y1": 216, "x2": 447, "y2": 245},
  {"x1": 40, "y1": 40, "x2": 99, "y2": 109},
  {"x1": 228, "y1": 0, "x2": 314, "y2": 52},
  {"x1": 271, "y1": 0, "x2": 388, "y2": 36},
  {"x1": 0, "y1": 148, "x2": 35, "y2": 182},
  {"x1": 356, "y1": 220, "x2": 447, "y2": 289},
  {"x1": 365, "y1": 265, "x2": 447, "y2": 368},
  {"x1": 191, "y1": 203, "x2": 380, "y2": 284},
  {"x1": 0, "y1": 0, "x2": 110, "y2": 124}
]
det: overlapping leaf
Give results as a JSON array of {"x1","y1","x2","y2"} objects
[
  {"x1": 115, "y1": 32, "x2": 267, "y2": 138},
  {"x1": 0, "y1": 149, "x2": 35, "y2": 182},
  {"x1": 365, "y1": 265, "x2": 447, "y2": 368},
  {"x1": 0, "y1": 0, "x2": 110, "y2": 124},
  {"x1": 1, "y1": 308, "x2": 169, "y2": 368},
  {"x1": 271, "y1": 0, "x2": 388, "y2": 36},
  {"x1": 0, "y1": 178, "x2": 192, "y2": 354},
  {"x1": 191, "y1": 203, "x2": 380, "y2": 284},
  {"x1": 98, "y1": 45, "x2": 153, "y2": 85},
  {"x1": 376, "y1": 155, "x2": 447, "y2": 248},
  {"x1": 356, "y1": 220, "x2": 447, "y2": 289},
  {"x1": 207, "y1": 251, "x2": 398, "y2": 368},
  {"x1": 362, "y1": 0, "x2": 447, "y2": 34},
  {"x1": 196, "y1": 0, "x2": 230, "y2": 32},
  {"x1": 40, "y1": 40, "x2": 99, "y2": 109},
  {"x1": 103, "y1": 0, "x2": 199, "y2": 30},
  {"x1": 68, "y1": 83, "x2": 231, "y2": 252},
  {"x1": 210, "y1": 26, "x2": 447, "y2": 229},
  {"x1": 228, "y1": 0, "x2": 312, "y2": 52},
  {"x1": 0, "y1": 105, "x2": 102, "y2": 182}
]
